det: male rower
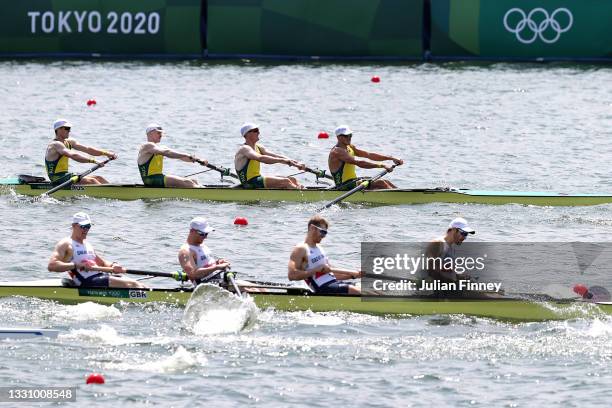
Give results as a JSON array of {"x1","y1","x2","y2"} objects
[
  {"x1": 425, "y1": 217, "x2": 475, "y2": 283},
  {"x1": 137, "y1": 124, "x2": 208, "y2": 188},
  {"x1": 234, "y1": 123, "x2": 306, "y2": 189},
  {"x1": 288, "y1": 215, "x2": 362, "y2": 294},
  {"x1": 45, "y1": 119, "x2": 117, "y2": 184},
  {"x1": 178, "y1": 217, "x2": 231, "y2": 284},
  {"x1": 47, "y1": 212, "x2": 145, "y2": 288},
  {"x1": 328, "y1": 125, "x2": 403, "y2": 190}
]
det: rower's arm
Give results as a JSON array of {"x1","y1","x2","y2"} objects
[
  {"x1": 329, "y1": 266, "x2": 362, "y2": 280},
  {"x1": 151, "y1": 144, "x2": 196, "y2": 163},
  {"x1": 48, "y1": 240, "x2": 75, "y2": 272},
  {"x1": 178, "y1": 247, "x2": 224, "y2": 281},
  {"x1": 332, "y1": 146, "x2": 382, "y2": 169},
  {"x1": 71, "y1": 139, "x2": 117, "y2": 159},
  {"x1": 352, "y1": 146, "x2": 402, "y2": 164},
  {"x1": 242, "y1": 145, "x2": 293, "y2": 166},
  {"x1": 52, "y1": 140, "x2": 98, "y2": 164}
]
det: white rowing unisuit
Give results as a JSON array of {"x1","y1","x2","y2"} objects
[
  {"x1": 189, "y1": 244, "x2": 215, "y2": 268},
  {"x1": 304, "y1": 244, "x2": 335, "y2": 288},
  {"x1": 70, "y1": 239, "x2": 97, "y2": 282}
]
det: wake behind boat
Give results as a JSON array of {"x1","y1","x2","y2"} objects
[
  {"x1": 0, "y1": 278, "x2": 610, "y2": 322},
  {"x1": 2, "y1": 176, "x2": 612, "y2": 206}
]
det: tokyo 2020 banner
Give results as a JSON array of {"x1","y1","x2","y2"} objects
[
  {"x1": 430, "y1": 0, "x2": 612, "y2": 60},
  {"x1": 0, "y1": 0, "x2": 202, "y2": 57}
]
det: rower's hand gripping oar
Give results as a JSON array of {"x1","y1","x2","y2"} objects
[
  {"x1": 287, "y1": 166, "x2": 334, "y2": 185},
  {"x1": 193, "y1": 159, "x2": 240, "y2": 182},
  {"x1": 91, "y1": 265, "x2": 188, "y2": 281},
  {"x1": 42, "y1": 157, "x2": 114, "y2": 197},
  {"x1": 316, "y1": 164, "x2": 397, "y2": 212}
]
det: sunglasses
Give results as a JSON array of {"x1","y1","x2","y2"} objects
[
  {"x1": 458, "y1": 229, "x2": 468, "y2": 237},
  {"x1": 196, "y1": 231, "x2": 208, "y2": 238},
  {"x1": 248, "y1": 129, "x2": 260, "y2": 134},
  {"x1": 62, "y1": 127, "x2": 71, "y2": 131},
  {"x1": 340, "y1": 134, "x2": 352, "y2": 138},
  {"x1": 79, "y1": 224, "x2": 91, "y2": 230},
  {"x1": 313, "y1": 224, "x2": 328, "y2": 236}
]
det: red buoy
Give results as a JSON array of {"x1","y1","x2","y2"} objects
[
  {"x1": 234, "y1": 217, "x2": 248, "y2": 226},
  {"x1": 86, "y1": 373, "x2": 105, "y2": 384},
  {"x1": 371, "y1": 76, "x2": 380, "y2": 83},
  {"x1": 573, "y1": 284, "x2": 590, "y2": 298},
  {"x1": 317, "y1": 132, "x2": 329, "y2": 139},
  {"x1": 86, "y1": 99, "x2": 97, "y2": 106}
]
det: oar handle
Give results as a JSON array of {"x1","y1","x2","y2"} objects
[
  {"x1": 90, "y1": 266, "x2": 188, "y2": 281},
  {"x1": 43, "y1": 157, "x2": 113, "y2": 196},
  {"x1": 303, "y1": 166, "x2": 334, "y2": 181},
  {"x1": 195, "y1": 159, "x2": 240, "y2": 180}
]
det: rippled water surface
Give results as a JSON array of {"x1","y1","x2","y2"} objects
[{"x1": 0, "y1": 60, "x2": 611, "y2": 407}]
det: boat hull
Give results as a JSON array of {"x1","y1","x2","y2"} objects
[
  {"x1": 2, "y1": 179, "x2": 612, "y2": 206},
  {"x1": 0, "y1": 280, "x2": 610, "y2": 322}
]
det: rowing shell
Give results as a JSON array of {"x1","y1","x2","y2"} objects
[
  {"x1": 0, "y1": 279, "x2": 610, "y2": 322},
  {"x1": 2, "y1": 177, "x2": 612, "y2": 206}
]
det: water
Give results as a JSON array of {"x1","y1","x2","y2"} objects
[{"x1": 0, "y1": 60, "x2": 611, "y2": 406}]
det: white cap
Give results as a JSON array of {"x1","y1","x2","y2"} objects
[
  {"x1": 72, "y1": 212, "x2": 92, "y2": 226},
  {"x1": 190, "y1": 217, "x2": 214, "y2": 234},
  {"x1": 53, "y1": 119, "x2": 73, "y2": 130},
  {"x1": 449, "y1": 217, "x2": 475, "y2": 234},
  {"x1": 334, "y1": 125, "x2": 352, "y2": 137},
  {"x1": 146, "y1": 123, "x2": 164, "y2": 135},
  {"x1": 240, "y1": 123, "x2": 259, "y2": 137}
]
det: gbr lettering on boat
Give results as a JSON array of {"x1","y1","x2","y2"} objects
[{"x1": 27, "y1": 11, "x2": 160, "y2": 35}]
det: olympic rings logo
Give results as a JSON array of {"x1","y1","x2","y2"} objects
[{"x1": 503, "y1": 8, "x2": 573, "y2": 44}]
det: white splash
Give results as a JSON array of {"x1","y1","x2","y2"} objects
[
  {"x1": 61, "y1": 324, "x2": 126, "y2": 345},
  {"x1": 104, "y1": 346, "x2": 207, "y2": 373},
  {"x1": 182, "y1": 284, "x2": 259, "y2": 335},
  {"x1": 54, "y1": 302, "x2": 121, "y2": 322}
]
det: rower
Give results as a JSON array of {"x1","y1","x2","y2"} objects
[
  {"x1": 45, "y1": 119, "x2": 117, "y2": 185},
  {"x1": 328, "y1": 125, "x2": 403, "y2": 190},
  {"x1": 288, "y1": 215, "x2": 362, "y2": 294},
  {"x1": 234, "y1": 123, "x2": 306, "y2": 189},
  {"x1": 47, "y1": 212, "x2": 145, "y2": 288},
  {"x1": 137, "y1": 124, "x2": 207, "y2": 188},
  {"x1": 178, "y1": 217, "x2": 231, "y2": 284},
  {"x1": 425, "y1": 217, "x2": 476, "y2": 283}
]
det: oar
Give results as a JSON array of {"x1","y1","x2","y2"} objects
[
  {"x1": 91, "y1": 266, "x2": 188, "y2": 281},
  {"x1": 194, "y1": 159, "x2": 240, "y2": 180},
  {"x1": 224, "y1": 270, "x2": 243, "y2": 298},
  {"x1": 316, "y1": 164, "x2": 397, "y2": 212},
  {"x1": 306, "y1": 166, "x2": 333, "y2": 180},
  {"x1": 42, "y1": 158, "x2": 113, "y2": 197}
]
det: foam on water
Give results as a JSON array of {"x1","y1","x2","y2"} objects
[
  {"x1": 182, "y1": 284, "x2": 259, "y2": 335},
  {"x1": 104, "y1": 346, "x2": 207, "y2": 373}
]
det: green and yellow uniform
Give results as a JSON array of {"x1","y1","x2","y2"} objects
[
  {"x1": 237, "y1": 144, "x2": 266, "y2": 188},
  {"x1": 138, "y1": 153, "x2": 166, "y2": 187},
  {"x1": 331, "y1": 145, "x2": 364, "y2": 190},
  {"x1": 45, "y1": 140, "x2": 75, "y2": 184}
]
